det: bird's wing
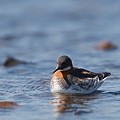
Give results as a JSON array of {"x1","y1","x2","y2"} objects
[
  {"x1": 72, "y1": 67, "x2": 111, "y2": 79},
  {"x1": 72, "y1": 68, "x2": 97, "y2": 79},
  {"x1": 70, "y1": 68, "x2": 111, "y2": 85}
]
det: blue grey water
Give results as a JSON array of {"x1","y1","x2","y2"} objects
[{"x1": 0, "y1": 0, "x2": 120, "y2": 120}]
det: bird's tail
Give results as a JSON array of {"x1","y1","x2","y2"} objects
[{"x1": 98, "y1": 72, "x2": 111, "y2": 80}]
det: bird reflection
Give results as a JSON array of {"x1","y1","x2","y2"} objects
[{"x1": 50, "y1": 91, "x2": 102, "y2": 115}]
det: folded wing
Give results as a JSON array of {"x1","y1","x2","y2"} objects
[{"x1": 70, "y1": 68, "x2": 111, "y2": 90}]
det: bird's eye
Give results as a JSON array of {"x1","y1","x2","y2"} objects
[
  {"x1": 64, "y1": 60, "x2": 67, "y2": 63},
  {"x1": 62, "y1": 61, "x2": 67, "y2": 65}
]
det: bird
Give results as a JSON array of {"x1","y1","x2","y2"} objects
[{"x1": 50, "y1": 55, "x2": 111, "y2": 94}]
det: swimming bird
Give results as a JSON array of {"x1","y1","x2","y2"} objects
[{"x1": 50, "y1": 55, "x2": 111, "y2": 94}]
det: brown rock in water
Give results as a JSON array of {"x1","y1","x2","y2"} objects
[
  {"x1": 0, "y1": 101, "x2": 18, "y2": 109},
  {"x1": 95, "y1": 41, "x2": 117, "y2": 51},
  {"x1": 3, "y1": 57, "x2": 27, "y2": 67},
  {"x1": 0, "y1": 35, "x2": 16, "y2": 40}
]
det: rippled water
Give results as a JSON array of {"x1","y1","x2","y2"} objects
[{"x1": 0, "y1": 0, "x2": 120, "y2": 120}]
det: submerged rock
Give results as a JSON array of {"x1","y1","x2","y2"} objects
[
  {"x1": 0, "y1": 101, "x2": 18, "y2": 109},
  {"x1": 95, "y1": 41, "x2": 117, "y2": 51},
  {"x1": 0, "y1": 34, "x2": 19, "y2": 41},
  {"x1": 3, "y1": 57, "x2": 27, "y2": 67}
]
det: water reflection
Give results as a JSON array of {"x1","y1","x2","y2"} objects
[{"x1": 51, "y1": 91, "x2": 102, "y2": 116}]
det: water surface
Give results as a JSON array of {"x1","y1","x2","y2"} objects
[{"x1": 0, "y1": 0, "x2": 120, "y2": 120}]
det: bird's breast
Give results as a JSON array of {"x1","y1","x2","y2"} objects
[{"x1": 52, "y1": 70, "x2": 70, "y2": 80}]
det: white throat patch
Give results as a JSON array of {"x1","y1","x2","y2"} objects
[{"x1": 60, "y1": 66, "x2": 71, "y2": 71}]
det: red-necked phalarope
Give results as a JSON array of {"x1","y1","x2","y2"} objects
[{"x1": 51, "y1": 55, "x2": 111, "y2": 94}]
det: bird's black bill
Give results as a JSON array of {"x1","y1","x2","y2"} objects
[{"x1": 53, "y1": 67, "x2": 60, "y2": 73}]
